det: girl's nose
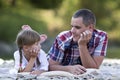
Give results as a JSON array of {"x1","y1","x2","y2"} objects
[{"x1": 38, "y1": 44, "x2": 41, "y2": 48}]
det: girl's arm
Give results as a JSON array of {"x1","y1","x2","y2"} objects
[{"x1": 22, "y1": 57, "x2": 36, "y2": 72}]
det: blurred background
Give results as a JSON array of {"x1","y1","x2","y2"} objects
[{"x1": 0, "y1": 0, "x2": 120, "y2": 60}]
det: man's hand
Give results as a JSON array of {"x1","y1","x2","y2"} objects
[
  {"x1": 78, "y1": 30, "x2": 92, "y2": 46},
  {"x1": 67, "y1": 65, "x2": 86, "y2": 75},
  {"x1": 30, "y1": 70, "x2": 46, "y2": 75}
]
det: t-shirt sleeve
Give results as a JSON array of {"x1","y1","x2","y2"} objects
[
  {"x1": 39, "y1": 49, "x2": 49, "y2": 71},
  {"x1": 14, "y1": 50, "x2": 26, "y2": 71},
  {"x1": 94, "y1": 33, "x2": 108, "y2": 56},
  {"x1": 47, "y1": 37, "x2": 64, "y2": 63},
  {"x1": 14, "y1": 51, "x2": 20, "y2": 70}
]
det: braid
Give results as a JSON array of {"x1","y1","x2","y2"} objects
[
  {"x1": 36, "y1": 57, "x2": 41, "y2": 67},
  {"x1": 19, "y1": 47, "x2": 22, "y2": 65},
  {"x1": 18, "y1": 47, "x2": 23, "y2": 72}
]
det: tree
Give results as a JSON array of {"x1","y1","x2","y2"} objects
[{"x1": 29, "y1": 0, "x2": 63, "y2": 9}]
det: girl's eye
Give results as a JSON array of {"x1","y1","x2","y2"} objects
[
  {"x1": 37, "y1": 43, "x2": 40, "y2": 45},
  {"x1": 36, "y1": 43, "x2": 39, "y2": 45},
  {"x1": 37, "y1": 42, "x2": 41, "y2": 46},
  {"x1": 34, "y1": 42, "x2": 38, "y2": 45}
]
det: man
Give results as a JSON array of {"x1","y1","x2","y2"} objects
[{"x1": 47, "y1": 9, "x2": 108, "y2": 75}]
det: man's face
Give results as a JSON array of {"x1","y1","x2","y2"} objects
[{"x1": 70, "y1": 17, "x2": 91, "y2": 42}]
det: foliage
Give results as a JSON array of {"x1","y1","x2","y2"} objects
[
  {"x1": 107, "y1": 47, "x2": 120, "y2": 58},
  {"x1": 80, "y1": 0, "x2": 120, "y2": 31},
  {"x1": 0, "y1": 8, "x2": 48, "y2": 43},
  {"x1": 0, "y1": 0, "x2": 2, "y2": 7},
  {"x1": 0, "y1": 0, "x2": 120, "y2": 59},
  {"x1": 29, "y1": 0, "x2": 63, "y2": 9},
  {"x1": 57, "y1": 0, "x2": 80, "y2": 30}
]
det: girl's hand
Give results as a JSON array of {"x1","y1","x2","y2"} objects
[{"x1": 29, "y1": 46, "x2": 40, "y2": 58}]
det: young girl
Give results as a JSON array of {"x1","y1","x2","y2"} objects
[{"x1": 14, "y1": 29, "x2": 49, "y2": 75}]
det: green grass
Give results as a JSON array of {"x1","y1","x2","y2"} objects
[
  {"x1": 0, "y1": 8, "x2": 48, "y2": 42},
  {"x1": 106, "y1": 47, "x2": 120, "y2": 59}
]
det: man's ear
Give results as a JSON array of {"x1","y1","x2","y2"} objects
[
  {"x1": 40, "y1": 34, "x2": 47, "y2": 43},
  {"x1": 88, "y1": 24, "x2": 94, "y2": 31}
]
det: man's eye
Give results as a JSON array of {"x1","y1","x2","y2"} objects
[
  {"x1": 75, "y1": 26, "x2": 81, "y2": 29},
  {"x1": 71, "y1": 25, "x2": 81, "y2": 29}
]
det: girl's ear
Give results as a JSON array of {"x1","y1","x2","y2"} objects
[{"x1": 40, "y1": 34, "x2": 47, "y2": 43}]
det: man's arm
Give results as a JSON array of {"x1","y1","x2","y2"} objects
[
  {"x1": 48, "y1": 59, "x2": 86, "y2": 75},
  {"x1": 78, "y1": 30, "x2": 107, "y2": 68},
  {"x1": 79, "y1": 45, "x2": 104, "y2": 68}
]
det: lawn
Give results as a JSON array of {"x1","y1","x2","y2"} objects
[{"x1": 106, "y1": 47, "x2": 120, "y2": 59}]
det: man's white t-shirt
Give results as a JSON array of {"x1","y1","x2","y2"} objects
[{"x1": 14, "y1": 49, "x2": 49, "y2": 71}]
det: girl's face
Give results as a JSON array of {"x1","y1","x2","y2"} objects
[{"x1": 23, "y1": 41, "x2": 41, "y2": 57}]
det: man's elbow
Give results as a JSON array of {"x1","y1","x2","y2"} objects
[
  {"x1": 48, "y1": 65, "x2": 54, "y2": 71},
  {"x1": 85, "y1": 64, "x2": 100, "y2": 69}
]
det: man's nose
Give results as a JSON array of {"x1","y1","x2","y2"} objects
[{"x1": 71, "y1": 27, "x2": 76, "y2": 33}]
